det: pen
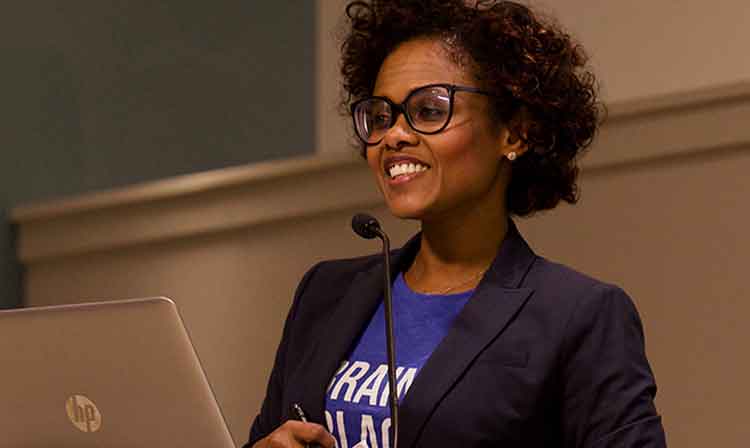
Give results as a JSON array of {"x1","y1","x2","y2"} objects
[
  {"x1": 292, "y1": 403, "x2": 316, "y2": 448},
  {"x1": 292, "y1": 403, "x2": 308, "y2": 423}
]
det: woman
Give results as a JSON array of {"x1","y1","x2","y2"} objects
[{"x1": 247, "y1": 1, "x2": 666, "y2": 447}]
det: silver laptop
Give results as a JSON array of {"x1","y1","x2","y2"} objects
[{"x1": 0, "y1": 297, "x2": 236, "y2": 447}]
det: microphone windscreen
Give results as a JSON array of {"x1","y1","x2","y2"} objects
[{"x1": 351, "y1": 213, "x2": 381, "y2": 240}]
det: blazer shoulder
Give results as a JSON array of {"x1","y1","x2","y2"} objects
[
  {"x1": 525, "y1": 255, "x2": 630, "y2": 305},
  {"x1": 302, "y1": 251, "x2": 384, "y2": 289},
  {"x1": 527, "y1": 256, "x2": 604, "y2": 287}
]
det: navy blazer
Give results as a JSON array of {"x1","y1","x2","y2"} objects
[{"x1": 245, "y1": 222, "x2": 666, "y2": 447}]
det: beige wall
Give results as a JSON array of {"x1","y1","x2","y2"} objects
[
  {"x1": 315, "y1": 0, "x2": 350, "y2": 155},
  {"x1": 537, "y1": 0, "x2": 750, "y2": 102}
]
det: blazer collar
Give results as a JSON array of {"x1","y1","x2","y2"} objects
[{"x1": 297, "y1": 220, "x2": 537, "y2": 447}]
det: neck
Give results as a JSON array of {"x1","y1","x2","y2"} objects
[
  {"x1": 420, "y1": 213, "x2": 507, "y2": 271},
  {"x1": 406, "y1": 201, "x2": 509, "y2": 295}
]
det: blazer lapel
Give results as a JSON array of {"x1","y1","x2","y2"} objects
[
  {"x1": 297, "y1": 235, "x2": 422, "y2": 424},
  {"x1": 398, "y1": 221, "x2": 537, "y2": 448}
]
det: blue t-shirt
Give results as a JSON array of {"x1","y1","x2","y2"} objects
[{"x1": 324, "y1": 272, "x2": 473, "y2": 448}]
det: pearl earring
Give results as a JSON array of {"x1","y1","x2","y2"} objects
[{"x1": 507, "y1": 152, "x2": 517, "y2": 161}]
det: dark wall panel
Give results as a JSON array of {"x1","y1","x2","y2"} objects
[{"x1": 0, "y1": 1, "x2": 316, "y2": 308}]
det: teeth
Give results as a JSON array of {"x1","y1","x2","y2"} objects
[{"x1": 388, "y1": 162, "x2": 429, "y2": 178}]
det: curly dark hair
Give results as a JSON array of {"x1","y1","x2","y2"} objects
[{"x1": 340, "y1": 0, "x2": 602, "y2": 216}]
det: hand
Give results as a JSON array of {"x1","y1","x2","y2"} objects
[{"x1": 252, "y1": 420, "x2": 336, "y2": 448}]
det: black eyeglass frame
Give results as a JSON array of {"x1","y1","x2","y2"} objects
[{"x1": 350, "y1": 83, "x2": 500, "y2": 146}]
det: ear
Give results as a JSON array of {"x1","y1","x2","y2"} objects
[
  {"x1": 498, "y1": 126, "x2": 528, "y2": 161},
  {"x1": 498, "y1": 108, "x2": 530, "y2": 161}
]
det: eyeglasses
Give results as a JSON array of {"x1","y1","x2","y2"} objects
[{"x1": 350, "y1": 83, "x2": 499, "y2": 146}]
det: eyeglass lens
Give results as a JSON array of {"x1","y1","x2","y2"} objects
[{"x1": 354, "y1": 86, "x2": 452, "y2": 144}]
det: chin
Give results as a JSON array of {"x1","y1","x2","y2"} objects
[
  {"x1": 391, "y1": 211, "x2": 423, "y2": 221},
  {"x1": 386, "y1": 199, "x2": 444, "y2": 222},
  {"x1": 384, "y1": 202, "x2": 427, "y2": 221},
  {"x1": 381, "y1": 185, "x2": 443, "y2": 220}
]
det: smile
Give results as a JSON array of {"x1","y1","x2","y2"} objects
[{"x1": 386, "y1": 162, "x2": 430, "y2": 179}]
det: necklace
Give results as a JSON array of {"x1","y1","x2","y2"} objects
[{"x1": 408, "y1": 263, "x2": 488, "y2": 295}]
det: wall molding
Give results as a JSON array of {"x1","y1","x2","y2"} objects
[
  {"x1": 585, "y1": 80, "x2": 750, "y2": 169},
  {"x1": 12, "y1": 81, "x2": 750, "y2": 262}
]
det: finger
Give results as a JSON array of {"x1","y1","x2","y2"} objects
[{"x1": 285, "y1": 421, "x2": 336, "y2": 448}]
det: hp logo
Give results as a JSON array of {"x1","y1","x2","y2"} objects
[{"x1": 65, "y1": 394, "x2": 102, "y2": 433}]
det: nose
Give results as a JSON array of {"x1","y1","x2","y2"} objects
[{"x1": 382, "y1": 113, "x2": 419, "y2": 150}]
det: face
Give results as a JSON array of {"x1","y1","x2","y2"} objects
[{"x1": 366, "y1": 38, "x2": 518, "y2": 223}]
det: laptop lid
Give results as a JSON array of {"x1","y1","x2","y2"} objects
[{"x1": 0, "y1": 297, "x2": 236, "y2": 448}]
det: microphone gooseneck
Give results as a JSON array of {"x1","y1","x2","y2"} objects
[{"x1": 350, "y1": 213, "x2": 399, "y2": 448}]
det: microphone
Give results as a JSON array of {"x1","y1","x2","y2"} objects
[
  {"x1": 350, "y1": 213, "x2": 399, "y2": 448},
  {"x1": 351, "y1": 213, "x2": 381, "y2": 240}
]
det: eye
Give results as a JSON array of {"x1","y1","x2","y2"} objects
[
  {"x1": 371, "y1": 112, "x2": 391, "y2": 128},
  {"x1": 414, "y1": 104, "x2": 448, "y2": 122},
  {"x1": 408, "y1": 87, "x2": 450, "y2": 124}
]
